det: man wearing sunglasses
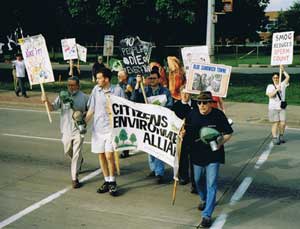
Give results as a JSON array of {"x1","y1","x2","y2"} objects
[
  {"x1": 132, "y1": 68, "x2": 173, "y2": 184},
  {"x1": 266, "y1": 65, "x2": 290, "y2": 145},
  {"x1": 185, "y1": 91, "x2": 233, "y2": 228}
]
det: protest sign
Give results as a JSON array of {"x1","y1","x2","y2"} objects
[
  {"x1": 109, "y1": 95, "x2": 184, "y2": 175},
  {"x1": 181, "y1": 46, "x2": 210, "y2": 71},
  {"x1": 186, "y1": 63, "x2": 232, "y2": 97},
  {"x1": 271, "y1": 31, "x2": 294, "y2": 66},
  {"x1": 20, "y1": 34, "x2": 54, "y2": 86},
  {"x1": 147, "y1": 94, "x2": 167, "y2": 107},
  {"x1": 119, "y1": 36, "x2": 152, "y2": 75},
  {"x1": 103, "y1": 35, "x2": 114, "y2": 57},
  {"x1": 61, "y1": 38, "x2": 78, "y2": 60},
  {"x1": 109, "y1": 58, "x2": 123, "y2": 72},
  {"x1": 76, "y1": 44, "x2": 87, "y2": 62}
]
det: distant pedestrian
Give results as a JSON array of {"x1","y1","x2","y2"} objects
[
  {"x1": 12, "y1": 53, "x2": 28, "y2": 98},
  {"x1": 92, "y1": 56, "x2": 106, "y2": 80},
  {"x1": 266, "y1": 65, "x2": 290, "y2": 145}
]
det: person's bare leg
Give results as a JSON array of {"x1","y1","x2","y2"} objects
[
  {"x1": 105, "y1": 152, "x2": 115, "y2": 177},
  {"x1": 99, "y1": 153, "x2": 109, "y2": 177},
  {"x1": 279, "y1": 121, "x2": 286, "y2": 143},
  {"x1": 271, "y1": 122, "x2": 279, "y2": 138}
]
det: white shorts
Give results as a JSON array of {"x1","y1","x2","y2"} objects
[
  {"x1": 91, "y1": 132, "x2": 114, "y2": 154},
  {"x1": 268, "y1": 109, "x2": 286, "y2": 122}
]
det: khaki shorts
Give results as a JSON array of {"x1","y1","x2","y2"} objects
[
  {"x1": 91, "y1": 132, "x2": 114, "y2": 154},
  {"x1": 268, "y1": 109, "x2": 286, "y2": 122}
]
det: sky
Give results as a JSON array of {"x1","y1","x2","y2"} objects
[{"x1": 265, "y1": 0, "x2": 297, "y2": 12}]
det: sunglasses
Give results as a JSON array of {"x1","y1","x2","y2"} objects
[
  {"x1": 148, "y1": 77, "x2": 158, "y2": 80},
  {"x1": 198, "y1": 101, "x2": 208, "y2": 105}
]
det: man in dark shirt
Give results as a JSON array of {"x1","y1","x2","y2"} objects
[
  {"x1": 185, "y1": 91, "x2": 233, "y2": 228},
  {"x1": 92, "y1": 56, "x2": 106, "y2": 80}
]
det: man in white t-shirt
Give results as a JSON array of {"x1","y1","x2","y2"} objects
[
  {"x1": 266, "y1": 66, "x2": 290, "y2": 145},
  {"x1": 12, "y1": 53, "x2": 28, "y2": 98}
]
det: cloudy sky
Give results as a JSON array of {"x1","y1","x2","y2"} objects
[{"x1": 265, "y1": 0, "x2": 297, "y2": 11}]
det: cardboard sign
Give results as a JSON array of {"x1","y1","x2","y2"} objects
[
  {"x1": 109, "y1": 95, "x2": 184, "y2": 177},
  {"x1": 61, "y1": 38, "x2": 78, "y2": 60},
  {"x1": 119, "y1": 36, "x2": 152, "y2": 75},
  {"x1": 181, "y1": 46, "x2": 210, "y2": 70},
  {"x1": 271, "y1": 31, "x2": 294, "y2": 66},
  {"x1": 186, "y1": 63, "x2": 231, "y2": 97},
  {"x1": 76, "y1": 44, "x2": 87, "y2": 62},
  {"x1": 20, "y1": 34, "x2": 55, "y2": 85},
  {"x1": 103, "y1": 35, "x2": 114, "y2": 56}
]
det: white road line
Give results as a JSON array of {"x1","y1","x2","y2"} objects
[
  {"x1": 210, "y1": 213, "x2": 228, "y2": 229},
  {"x1": 2, "y1": 133, "x2": 91, "y2": 144},
  {"x1": 0, "y1": 107, "x2": 59, "y2": 114},
  {"x1": 0, "y1": 169, "x2": 101, "y2": 229},
  {"x1": 254, "y1": 142, "x2": 273, "y2": 169},
  {"x1": 229, "y1": 177, "x2": 253, "y2": 206}
]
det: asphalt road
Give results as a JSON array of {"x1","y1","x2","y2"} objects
[{"x1": 0, "y1": 105, "x2": 299, "y2": 229}]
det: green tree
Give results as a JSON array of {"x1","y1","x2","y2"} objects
[
  {"x1": 114, "y1": 136, "x2": 120, "y2": 145},
  {"x1": 277, "y1": 2, "x2": 300, "y2": 34},
  {"x1": 119, "y1": 129, "x2": 128, "y2": 144},
  {"x1": 129, "y1": 133, "x2": 137, "y2": 145}
]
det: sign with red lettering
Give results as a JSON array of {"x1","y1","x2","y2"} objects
[{"x1": 271, "y1": 31, "x2": 294, "y2": 66}]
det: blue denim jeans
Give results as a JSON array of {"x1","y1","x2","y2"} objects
[
  {"x1": 193, "y1": 163, "x2": 220, "y2": 218},
  {"x1": 148, "y1": 154, "x2": 165, "y2": 176}
]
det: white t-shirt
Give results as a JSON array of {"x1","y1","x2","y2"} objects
[
  {"x1": 12, "y1": 60, "x2": 26, "y2": 78},
  {"x1": 266, "y1": 81, "x2": 289, "y2": 110}
]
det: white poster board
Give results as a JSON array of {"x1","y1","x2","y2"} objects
[
  {"x1": 271, "y1": 31, "x2": 294, "y2": 66},
  {"x1": 61, "y1": 38, "x2": 78, "y2": 60},
  {"x1": 181, "y1": 46, "x2": 210, "y2": 74},
  {"x1": 20, "y1": 34, "x2": 55, "y2": 85},
  {"x1": 103, "y1": 35, "x2": 114, "y2": 57},
  {"x1": 109, "y1": 95, "x2": 184, "y2": 177},
  {"x1": 186, "y1": 62, "x2": 232, "y2": 97},
  {"x1": 76, "y1": 44, "x2": 87, "y2": 62}
]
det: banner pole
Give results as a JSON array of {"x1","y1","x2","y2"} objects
[
  {"x1": 140, "y1": 78, "x2": 148, "y2": 104},
  {"x1": 105, "y1": 93, "x2": 121, "y2": 176},
  {"x1": 40, "y1": 82, "x2": 52, "y2": 123},
  {"x1": 77, "y1": 59, "x2": 80, "y2": 77},
  {"x1": 172, "y1": 120, "x2": 185, "y2": 205},
  {"x1": 279, "y1": 65, "x2": 282, "y2": 85},
  {"x1": 69, "y1": 59, "x2": 73, "y2": 76}
]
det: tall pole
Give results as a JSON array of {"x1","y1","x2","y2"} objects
[{"x1": 206, "y1": 0, "x2": 215, "y2": 62}]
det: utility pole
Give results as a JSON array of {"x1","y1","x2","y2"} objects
[{"x1": 206, "y1": 0, "x2": 215, "y2": 62}]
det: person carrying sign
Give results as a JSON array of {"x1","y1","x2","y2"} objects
[
  {"x1": 185, "y1": 91, "x2": 233, "y2": 228},
  {"x1": 132, "y1": 68, "x2": 173, "y2": 184},
  {"x1": 266, "y1": 66, "x2": 290, "y2": 145},
  {"x1": 41, "y1": 76, "x2": 89, "y2": 189},
  {"x1": 85, "y1": 67, "x2": 125, "y2": 196}
]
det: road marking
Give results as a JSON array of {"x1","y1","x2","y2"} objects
[
  {"x1": 0, "y1": 107, "x2": 59, "y2": 114},
  {"x1": 211, "y1": 140, "x2": 273, "y2": 228},
  {"x1": 2, "y1": 133, "x2": 91, "y2": 144},
  {"x1": 0, "y1": 169, "x2": 101, "y2": 229}
]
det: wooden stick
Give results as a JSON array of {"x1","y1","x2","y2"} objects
[
  {"x1": 69, "y1": 59, "x2": 73, "y2": 76},
  {"x1": 12, "y1": 69, "x2": 17, "y2": 91},
  {"x1": 77, "y1": 59, "x2": 80, "y2": 76},
  {"x1": 172, "y1": 120, "x2": 185, "y2": 205},
  {"x1": 107, "y1": 56, "x2": 109, "y2": 67},
  {"x1": 140, "y1": 79, "x2": 148, "y2": 104},
  {"x1": 279, "y1": 65, "x2": 282, "y2": 85},
  {"x1": 40, "y1": 82, "x2": 52, "y2": 123},
  {"x1": 105, "y1": 93, "x2": 121, "y2": 175}
]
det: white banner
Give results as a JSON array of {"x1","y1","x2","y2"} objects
[
  {"x1": 103, "y1": 35, "x2": 114, "y2": 56},
  {"x1": 181, "y1": 46, "x2": 210, "y2": 74},
  {"x1": 109, "y1": 95, "x2": 184, "y2": 175},
  {"x1": 76, "y1": 44, "x2": 87, "y2": 62},
  {"x1": 271, "y1": 31, "x2": 294, "y2": 66},
  {"x1": 20, "y1": 34, "x2": 55, "y2": 85},
  {"x1": 186, "y1": 62, "x2": 232, "y2": 97},
  {"x1": 61, "y1": 38, "x2": 78, "y2": 60}
]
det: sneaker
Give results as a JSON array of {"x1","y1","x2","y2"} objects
[
  {"x1": 198, "y1": 201, "x2": 206, "y2": 211},
  {"x1": 157, "y1": 175, "x2": 164, "y2": 184},
  {"x1": 23, "y1": 95, "x2": 29, "y2": 98},
  {"x1": 199, "y1": 217, "x2": 212, "y2": 228},
  {"x1": 191, "y1": 185, "x2": 197, "y2": 194},
  {"x1": 120, "y1": 151, "x2": 129, "y2": 158},
  {"x1": 97, "y1": 182, "x2": 109, "y2": 193},
  {"x1": 72, "y1": 179, "x2": 82, "y2": 189},
  {"x1": 79, "y1": 158, "x2": 84, "y2": 172},
  {"x1": 272, "y1": 137, "x2": 280, "y2": 145},
  {"x1": 279, "y1": 135, "x2": 286, "y2": 144},
  {"x1": 15, "y1": 91, "x2": 20, "y2": 97},
  {"x1": 109, "y1": 182, "x2": 118, "y2": 196},
  {"x1": 179, "y1": 178, "x2": 189, "y2": 185}
]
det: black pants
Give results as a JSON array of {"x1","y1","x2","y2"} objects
[
  {"x1": 16, "y1": 77, "x2": 27, "y2": 96},
  {"x1": 179, "y1": 147, "x2": 195, "y2": 185}
]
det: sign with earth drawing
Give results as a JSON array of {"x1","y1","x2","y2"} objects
[
  {"x1": 109, "y1": 95, "x2": 184, "y2": 176},
  {"x1": 119, "y1": 36, "x2": 152, "y2": 75}
]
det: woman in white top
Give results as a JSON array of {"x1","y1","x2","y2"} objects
[{"x1": 266, "y1": 65, "x2": 290, "y2": 145}]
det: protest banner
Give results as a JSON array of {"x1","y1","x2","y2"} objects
[
  {"x1": 109, "y1": 95, "x2": 184, "y2": 177},
  {"x1": 119, "y1": 36, "x2": 152, "y2": 75},
  {"x1": 76, "y1": 44, "x2": 87, "y2": 62},
  {"x1": 103, "y1": 35, "x2": 114, "y2": 57},
  {"x1": 186, "y1": 63, "x2": 232, "y2": 97},
  {"x1": 61, "y1": 38, "x2": 78, "y2": 60},
  {"x1": 20, "y1": 34, "x2": 54, "y2": 123},
  {"x1": 181, "y1": 46, "x2": 210, "y2": 74},
  {"x1": 271, "y1": 31, "x2": 294, "y2": 66}
]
